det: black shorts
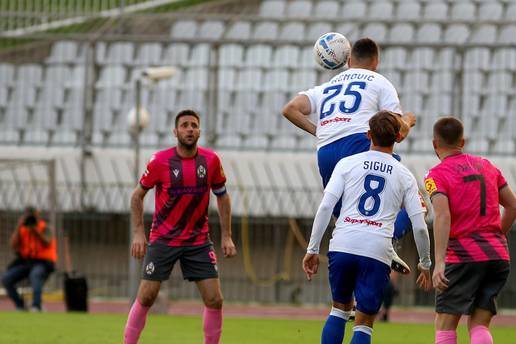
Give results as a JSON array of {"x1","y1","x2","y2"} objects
[
  {"x1": 436, "y1": 260, "x2": 510, "y2": 315},
  {"x1": 142, "y1": 242, "x2": 218, "y2": 282}
]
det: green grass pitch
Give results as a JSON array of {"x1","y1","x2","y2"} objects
[{"x1": 1, "y1": 312, "x2": 515, "y2": 343}]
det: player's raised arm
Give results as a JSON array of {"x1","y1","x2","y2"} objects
[
  {"x1": 499, "y1": 184, "x2": 516, "y2": 234},
  {"x1": 130, "y1": 184, "x2": 149, "y2": 259},
  {"x1": 396, "y1": 112, "x2": 416, "y2": 142},
  {"x1": 282, "y1": 94, "x2": 317, "y2": 136}
]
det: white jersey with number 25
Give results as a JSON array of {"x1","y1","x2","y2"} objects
[
  {"x1": 324, "y1": 150, "x2": 424, "y2": 266},
  {"x1": 300, "y1": 68, "x2": 402, "y2": 149}
]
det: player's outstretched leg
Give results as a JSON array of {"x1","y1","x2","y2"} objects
[
  {"x1": 321, "y1": 306, "x2": 351, "y2": 344},
  {"x1": 197, "y1": 278, "x2": 224, "y2": 344},
  {"x1": 124, "y1": 280, "x2": 160, "y2": 344}
]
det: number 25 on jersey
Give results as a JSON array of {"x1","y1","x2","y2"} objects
[{"x1": 320, "y1": 81, "x2": 366, "y2": 120}]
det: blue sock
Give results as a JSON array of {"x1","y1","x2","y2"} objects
[
  {"x1": 321, "y1": 307, "x2": 350, "y2": 344},
  {"x1": 350, "y1": 325, "x2": 373, "y2": 344}
]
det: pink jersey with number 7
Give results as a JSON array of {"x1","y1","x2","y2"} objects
[{"x1": 424, "y1": 153, "x2": 509, "y2": 263}]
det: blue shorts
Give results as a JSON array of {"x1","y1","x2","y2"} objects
[
  {"x1": 317, "y1": 133, "x2": 370, "y2": 218},
  {"x1": 328, "y1": 251, "x2": 391, "y2": 315}
]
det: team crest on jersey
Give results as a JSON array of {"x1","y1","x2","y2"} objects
[
  {"x1": 424, "y1": 178, "x2": 437, "y2": 196},
  {"x1": 197, "y1": 165, "x2": 206, "y2": 178},
  {"x1": 172, "y1": 168, "x2": 180, "y2": 178},
  {"x1": 145, "y1": 262, "x2": 155, "y2": 275}
]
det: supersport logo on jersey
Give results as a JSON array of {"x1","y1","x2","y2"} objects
[{"x1": 344, "y1": 217, "x2": 383, "y2": 228}]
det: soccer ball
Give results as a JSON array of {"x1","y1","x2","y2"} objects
[
  {"x1": 313, "y1": 32, "x2": 351, "y2": 70},
  {"x1": 127, "y1": 106, "x2": 150, "y2": 131}
]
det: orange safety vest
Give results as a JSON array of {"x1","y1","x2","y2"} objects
[{"x1": 18, "y1": 220, "x2": 57, "y2": 263}]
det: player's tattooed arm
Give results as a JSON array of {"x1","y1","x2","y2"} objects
[
  {"x1": 499, "y1": 184, "x2": 516, "y2": 234},
  {"x1": 282, "y1": 95, "x2": 317, "y2": 136},
  {"x1": 216, "y1": 193, "x2": 237, "y2": 258},
  {"x1": 130, "y1": 185, "x2": 149, "y2": 259}
]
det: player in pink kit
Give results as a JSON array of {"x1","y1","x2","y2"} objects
[
  {"x1": 425, "y1": 117, "x2": 516, "y2": 344},
  {"x1": 124, "y1": 110, "x2": 237, "y2": 344}
]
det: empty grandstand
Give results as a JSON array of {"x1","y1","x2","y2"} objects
[{"x1": 0, "y1": 0, "x2": 515, "y2": 308}]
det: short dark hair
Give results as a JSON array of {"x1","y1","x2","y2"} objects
[
  {"x1": 433, "y1": 117, "x2": 464, "y2": 147},
  {"x1": 175, "y1": 109, "x2": 200, "y2": 128},
  {"x1": 351, "y1": 38, "x2": 379, "y2": 63},
  {"x1": 369, "y1": 111, "x2": 400, "y2": 147}
]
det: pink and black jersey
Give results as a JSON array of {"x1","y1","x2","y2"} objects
[
  {"x1": 140, "y1": 146, "x2": 227, "y2": 247},
  {"x1": 424, "y1": 153, "x2": 509, "y2": 263}
]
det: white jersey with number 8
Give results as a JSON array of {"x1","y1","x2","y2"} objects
[{"x1": 324, "y1": 150, "x2": 424, "y2": 266}]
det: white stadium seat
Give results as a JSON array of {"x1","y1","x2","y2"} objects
[
  {"x1": 225, "y1": 21, "x2": 251, "y2": 40},
  {"x1": 314, "y1": 1, "x2": 340, "y2": 19},
  {"x1": 286, "y1": 0, "x2": 312, "y2": 18},
  {"x1": 258, "y1": 0, "x2": 286, "y2": 18}
]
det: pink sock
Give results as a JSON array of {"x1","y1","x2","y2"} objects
[
  {"x1": 436, "y1": 330, "x2": 457, "y2": 344},
  {"x1": 203, "y1": 307, "x2": 222, "y2": 344},
  {"x1": 124, "y1": 300, "x2": 150, "y2": 344},
  {"x1": 470, "y1": 325, "x2": 493, "y2": 344}
]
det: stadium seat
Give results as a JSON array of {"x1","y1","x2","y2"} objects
[
  {"x1": 478, "y1": 2, "x2": 503, "y2": 20},
  {"x1": 170, "y1": 20, "x2": 198, "y2": 39},
  {"x1": 314, "y1": 1, "x2": 340, "y2": 18},
  {"x1": 286, "y1": 0, "x2": 312, "y2": 18},
  {"x1": 492, "y1": 139, "x2": 515, "y2": 155},
  {"x1": 198, "y1": 20, "x2": 226, "y2": 40},
  {"x1": 307, "y1": 23, "x2": 333, "y2": 41},
  {"x1": 290, "y1": 70, "x2": 317, "y2": 92},
  {"x1": 258, "y1": 0, "x2": 286, "y2": 18},
  {"x1": 270, "y1": 135, "x2": 297, "y2": 150},
  {"x1": 443, "y1": 24, "x2": 470, "y2": 44},
  {"x1": 340, "y1": 1, "x2": 367, "y2": 19},
  {"x1": 464, "y1": 48, "x2": 491, "y2": 71},
  {"x1": 380, "y1": 70, "x2": 401, "y2": 89},
  {"x1": 437, "y1": 48, "x2": 458, "y2": 71},
  {"x1": 218, "y1": 68, "x2": 237, "y2": 91},
  {"x1": 263, "y1": 70, "x2": 289, "y2": 91},
  {"x1": 389, "y1": 24, "x2": 415, "y2": 43},
  {"x1": 470, "y1": 25, "x2": 497, "y2": 44},
  {"x1": 499, "y1": 25, "x2": 516, "y2": 44},
  {"x1": 492, "y1": 48, "x2": 516, "y2": 71},
  {"x1": 396, "y1": 2, "x2": 421, "y2": 20},
  {"x1": 463, "y1": 71, "x2": 484, "y2": 93},
  {"x1": 381, "y1": 48, "x2": 408, "y2": 70},
  {"x1": 133, "y1": 43, "x2": 163, "y2": 65},
  {"x1": 423, "y1": 2, "x2": 448, "y2": 20},
  {"x1": 16, "y1": 64, "x2": 43, "y2": 86},
  {"x1": 95, "y1": 66, "x2": 127, "y2": 87},
  {"x1": 450, "y1": 2, "x2": 476, "y2": 20},
  {"x1": 427, "y1": 93, "x2": 453, "y2": 115},
  {"x1": 252, "y1": 21, "x2": 279, "y2": 40},
  {"x1": 185, "y1": 44, "x2": 210, "y2": 66},
  {"x1": 219, "y1": 44, "x2": 244, "y2": 67},
  {"x1": 279, "y1": 22, "x2": 306, "y2": 42},
  {"x1": 416, "y1": 24, "x2": 442, "y2": 43},
  {"x1": 0, "y1": 64, "x2": 15, "y2": 85},
  {"x1": 101, "y1": 42, "x2": 135, "y2": 65},
  {"x1": 46, "y1": 40, "x2": 81, "y2": 64},
  {"x1": 244, "y1": 45, "x2": 272, "y2": 67},
  {"x1": 162, "y1": 43, "x2": 190, "y2": 67},
  {"x1": 369, "y1": 1, "x2": 393, "y2": 19},
  {"x1": 242, "y1": 135, "x2": 269, "y2": 149},
  {"x1": 487, "y1": 71, "x2": 511, "y2": 94},
  {"x1": 505, "y1": 3, "x2": 516, "y2": 20},
  {"x1": 236, "y1": 69, "x2": 263, "y2": 91},
  {"x1": 335, "y1": 23, "x2": 358, "y2": 42},
  {"x1": 403, "y1": 71, "x2": 429, "y2": 93},
  {"x1": 361, "y1": 23, "x2": 388, "y2": 42},
  {"x1": 225, "y1": 21, "x2": 251, "y2": 40},
  {"x1": 272, "y1": 45, "x2": 299, "y2": 68},
  {"x1": 409, "y1": 48, "x2": 435, "y2": 71},
  {"x1": 430, "y1": 71, "x2": 454, "y2": 93}
]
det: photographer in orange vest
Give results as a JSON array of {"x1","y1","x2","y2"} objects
[{"x1": 2, "y1": 207, "x2": 57, "y2": 311}]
